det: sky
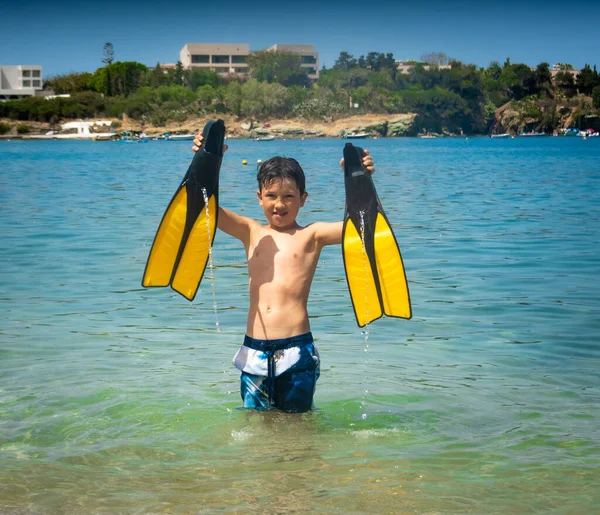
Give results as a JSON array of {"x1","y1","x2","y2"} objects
[{"x1": 1, "y1": 0, "x2": 598, "y2": 78}]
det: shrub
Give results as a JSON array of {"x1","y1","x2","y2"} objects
[
  {"x1": 0, "y1": 122, "x2": 10, "y2": 135},
  {"x1": 593, "y1": 86, "x2": 600, "y2": 109},
  {"x1": 17, "y1": 125, "x2": 30, "y2": 134}
]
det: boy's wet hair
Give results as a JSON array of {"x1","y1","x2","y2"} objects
[{"x1": 257, "y1": 157, "x2": 306, "y2": 195}]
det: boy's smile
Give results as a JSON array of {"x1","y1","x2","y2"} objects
[{"x1": 258, "y1": 178, "x2": 307, "y2": 230}]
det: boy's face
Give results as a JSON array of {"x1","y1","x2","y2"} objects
[{"x1": 257, "y1": 178, "x2": 307, "y2": 230}]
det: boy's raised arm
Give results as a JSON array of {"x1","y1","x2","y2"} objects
[
  {"x1": 314, "y1": 221, "x2": 344, "y2": 247},
  {"x1": 218, "y1": 206, "x2": 253, "y2": 246},
  {"x1": 192, "y1": 132, "x2": 253, "y2": 247}
]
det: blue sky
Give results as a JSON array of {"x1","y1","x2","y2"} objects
[{"x1": 1, "y1": 0, "x2": 598, "y2": 78}]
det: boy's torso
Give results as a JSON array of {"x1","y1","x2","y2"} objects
[{"x1": 245, "y1": 223, "x2": 321, "y2": 339}]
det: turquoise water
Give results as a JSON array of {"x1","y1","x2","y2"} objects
[{"x1": 1, "y1": 136, "x2": 599, "y2": 514}]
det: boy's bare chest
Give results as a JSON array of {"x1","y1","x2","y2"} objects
[{"x1": 247, "y1": 230, "x2": 317, "y2": 272}]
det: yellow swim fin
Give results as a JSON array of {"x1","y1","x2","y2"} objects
[
  {"x1": 142, "y1": 119, "x2": 225, "y2": 300},
  {"x1": 342, "y1": 143, "x2": 412, "y2": 327}
]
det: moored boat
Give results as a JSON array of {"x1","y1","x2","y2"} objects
[
  {"x1": 519, "y1": 131, "x2": 547, "y2": 137},
  {"x1": 30, "y1": 121, "x2": 116, "y2": 140},
  {"x1": 165, "y1": 134, "x2": 195, "y2": 141}
]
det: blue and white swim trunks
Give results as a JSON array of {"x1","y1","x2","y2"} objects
[{"x1": 233, "y1": 332, "x2": 320, "y2": 412}]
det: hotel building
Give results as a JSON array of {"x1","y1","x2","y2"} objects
[
  {"x1": 0, "y1": 65, "x2": 43, "y2": 101},
  {"x1": 179, "y1": 43, "x2": 319, "y2": 80}
]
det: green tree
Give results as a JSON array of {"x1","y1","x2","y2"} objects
[
  {"x1": 486, "y1": 61, "x2": 502, "y2": 80},
  {"x1": 196, "y1": 84, "x2": 217, "y2": 108},
  {"x1": 421, "y1": 52, "x2": 450, "y2": 66},
  {"x1": 248, "y1": 50, "x2": 310, "y2": 87},
  {"x1": 333, "y1": 51, "x2": 357, "y2": 71},
  {"x1": 292, "y1": 87, "x2": 346, "y2": 120},
  {"x1": 44, "y1": 72, "x2": 93, "y2": 94},
  {"x1": 148, "y1": 63, "x2": 168, "y2": 88},
  {"x1": 364, "y1": 52, "x2": 396, "y2": 72},
  {"x1": 89, "y1": 61, "x2": 148, "y2": 96},
  {"x1": 534, "y1": 62, "x2": 552, "y2": 96},
  {"x1": 592, "y1": 86, "x2": 600, "y2": 109},
  {"x1": 500, "y1": 63, "x2": 535, "y2": 100},
  {"x1": 555, "y1": 63, "x2": 574, "y2": 71},
  {"x1": 481, "y1": 61, "x2": 505, "y2": 106},
  {"x1": 188, "y1": 69, "x2": 219, "y2": 90},
  {"x1": 224, "y1": 81, "x2": 243, "y2": 115},
  {"x1": 402, "y1": 87, "x2": 471, "y2": 133},
  {"x1": 576, "y1": 64, "x2": 600, "y2": 95},
  {"x1": 174, "y1": 61, "x2": 185, "y2": 86},
  {"x1": 102, "y1": 42, "x2": 115, "y2": 65},
  {"x1": 554, "y1": 71, "x2": 576, "y2": 98}
]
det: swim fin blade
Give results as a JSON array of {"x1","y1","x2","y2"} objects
[
  {"x1": 142, "y1": 119, "x2": 225, "y2": 301},
  {"x1": 342, "y1": 143, "x2": 412, "y2": 327}
]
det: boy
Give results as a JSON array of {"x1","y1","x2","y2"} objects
[{"x1": 192, "y1": 134, "x2": 375, "y2": 412}]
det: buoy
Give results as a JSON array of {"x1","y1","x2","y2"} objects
[
  {"x1": 242, "y1": 159, "x2": 248, "y2": 165},
  {"x1": 257, "y1": 159, "x2": 262, "y2": 165}
]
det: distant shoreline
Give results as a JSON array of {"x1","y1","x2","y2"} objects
[{"x1": 0, "y1": 113, "x2": 420, "y2": 140}]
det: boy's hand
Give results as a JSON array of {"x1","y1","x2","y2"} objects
[
  {"x1": 340, "y1": 149, "x2": 375, "y2": 174},
  {"x1": 192, "y1": 131, "x2": 229, "y2": 153}
]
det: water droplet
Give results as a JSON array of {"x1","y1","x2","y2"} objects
[{"x1": 362, "y1": 413, "x2": 367, "y2": 419}]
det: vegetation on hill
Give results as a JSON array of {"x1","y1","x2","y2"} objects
[{"x1": 1, "y1": 46, "x2": 599, "y2": 135}]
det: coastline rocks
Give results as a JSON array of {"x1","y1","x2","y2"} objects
[
  {"x1": 1, "y1": 113, "x2": 420, "y2": 140},
  {"x1": 387, "y1": 115, "x2": 417, "y2": 137}
]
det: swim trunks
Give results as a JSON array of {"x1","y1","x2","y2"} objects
[{"x1": 233, "y1": 332, "x2": 320, "y2": 412}]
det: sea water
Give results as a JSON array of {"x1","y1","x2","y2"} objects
[{"x1": 1, "y1": 136, "x2": 599, "y2": 514}]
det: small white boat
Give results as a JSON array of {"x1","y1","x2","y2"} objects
[
  {"x1": 420, "y1": 134, "x2": 437, "y2": 139},
  {"x1": 254, "y1": 135, "x2": 275, "y2": 141},
  {"x1": 165, "y1": 134, "x2": 195, "y2": 141},
  {"x1": 519, "y1": 132, "x2": 546, "y2": 137},
  {"x1": 490, "y1": 133, "x2": 511, "y2": 139},
  {"x1": 29, "y1": 130, "x2": 57, "y2": 140},
  {"x1": 30, "y1": 121, "x2": 116, "y2": 140},
  {"x1": 345, "y1": 132, "x2": 368, "y2": 139}
]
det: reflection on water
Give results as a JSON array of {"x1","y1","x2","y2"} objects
[{"x1": 0, "y1": 138, "x2": 599, "y2": 513}]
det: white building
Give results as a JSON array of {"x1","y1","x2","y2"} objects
[
  {"x1": 179, "y1": 43, "x2": 319, "y2": 80},
  {"x1": 180, "y1": 43, "x2": 251, "y2": 75},
  {"x1": 0, "y1": 65, "x2": 43, "y2": 101}
]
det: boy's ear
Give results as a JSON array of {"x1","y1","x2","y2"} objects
[
  {"x1": 300, "y1": 192, "x2": 308, "y2": 206},
  {"x1": 257, "y1": 190, "x2": 263, "y2": 204}
]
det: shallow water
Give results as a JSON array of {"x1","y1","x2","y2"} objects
[{"x1": 1, "y1": 136, "x2": 599, "y2": 514}]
